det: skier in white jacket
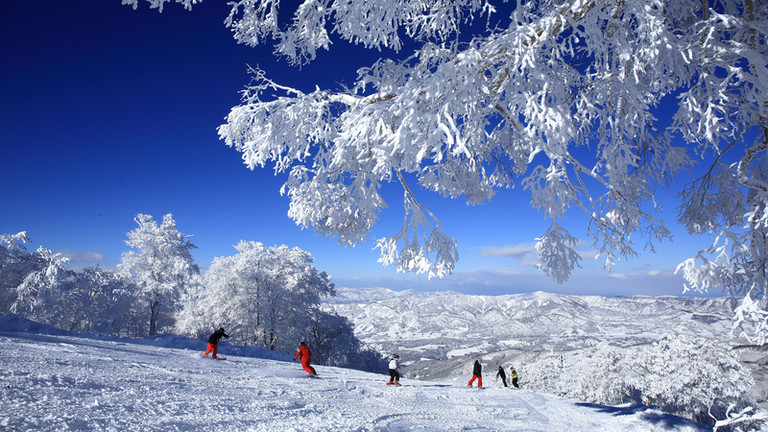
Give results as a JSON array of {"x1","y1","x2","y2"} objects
[{"x1": 387, "y1": 354, "x2": 401, "y2": 386}]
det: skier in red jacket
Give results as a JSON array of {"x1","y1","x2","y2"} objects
[{"x1": 294, "y1": 341, "x2": 317, "y2": 375}]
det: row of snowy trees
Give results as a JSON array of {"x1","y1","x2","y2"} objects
[
  {"x1": 0, "y1": 214, "x2": 385, "y2": 371},
  {"x1": 1, "y1": 231, "x2": 141, "y2": 335},
  {"x1": 521, "y1": 335, "x2": 762, "y2": 430}
]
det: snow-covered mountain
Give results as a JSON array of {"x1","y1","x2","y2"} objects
[
  {"x1": 0, "y1": 314, "x2": 707, "y2": 431},
  {"x1": 324, "y1": 287, "x2": 768, "y2": 415},
  {"x1": 324, "y1": 288, "x2": 736, "y2": 380}
]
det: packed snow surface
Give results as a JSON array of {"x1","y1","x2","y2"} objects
[{"x1": 0, "y1": 315, "x2": 706, "y2": 431}]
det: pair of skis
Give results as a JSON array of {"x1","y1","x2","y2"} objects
[{"x1": 202, "y1": 355, "x2": 227, "y2": 360}]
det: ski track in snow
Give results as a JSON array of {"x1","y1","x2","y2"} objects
[{"x1": 0, "y1": 328, "x2": 707, "y2": 432}]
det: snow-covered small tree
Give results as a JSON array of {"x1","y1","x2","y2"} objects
[
  {"x1": 3, "y1": 233, "x2": 137, "y2": 335},
  {"x1": 10, "y1": 253, "x2": 133, "y2": 334},
  {"x1": 522, "y1": 335, "x2": 757, "y2": 429},
  {"x1": 0, "y1": 232, "x2": 40, "y2": 311},
  {"x1": 63, "y1": 266, "x2": 138, "y2": 335},
  {"x1": 262, "y1": 244, "x2": 336, "y2": 350},
  {"x1": 11, "y1": 247, "x2": 73, "y2": 328},
  {"x1": 176, "y1": 241, "x2": 274, "y2": 344},
  {"x1": 642, "y1": 336, "x2": 758, "y2": 427},
  {"x1": 178, "y1": 241, "x2": 334, "y2": 351},
  {"x1": 119, "y1": 213, "x2": 200, "y2": 336}
]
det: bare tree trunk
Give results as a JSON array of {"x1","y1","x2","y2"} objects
[{"x1": 149, "y1": 299, "x2": 159, "y2": 336}]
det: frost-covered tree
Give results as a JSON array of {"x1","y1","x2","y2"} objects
[
  {"x1": 257, "y1": 243, "x2": 336, "y2": 350},
  {"x1": 125, "y1": 1, "x2": 767, "y2": 335},
  {"x1": 2, "y1": 233, "x2": 137, "y2": 335},
  {"x1": 10, "y1": 247, "x2": 138, "y2": 335},
  {"x1": 11, "y1": 247, "x2": 72, "y2": 327},
  {"x1": 0, "y1": 232, "x2": 39, "y2": 311},
  {"x1": 177, "y1": 241, "x2": 277, "y2": 345},
  {"x1": 177, "y1": 241, "x2": 335, "y2": 353},
  {"x1": 639, "y1": 335, "x2": 756, "y2": 425},
  {"x1": 63, "y1": 266, "x2": 139, "y2": 335},
  {"x1": 523, "y1": 335, "x2": 758, "y2": 429},
  {"x1": 119, "y1": 213, "x2": 200, "y2": 336},
  {"x1": 177, "y1": 241, "x2": 384, "y2": 370}
]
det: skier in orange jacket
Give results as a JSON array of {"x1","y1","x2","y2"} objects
[{"x1": 294, "y1": 341, "x2": 317, "y2": 375}]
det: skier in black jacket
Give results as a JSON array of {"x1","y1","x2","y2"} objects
[
  {"x1": 496, "y1": 366, "x2": 508, "y2": 387},
  {"x1": 467, "y1": 358, "x2": 483, "y2": 387},
  {"x1": 202, "y1": 327, "x2": 228, "y2": 358}
]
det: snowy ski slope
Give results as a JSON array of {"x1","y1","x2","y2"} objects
[{"x1": 0, "y1": 314, "x2": 706, "y2": 431}]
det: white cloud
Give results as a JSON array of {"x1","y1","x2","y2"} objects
[
  {"x1": 477, "y1": 243, "x2": 540, "y2": 267},
  {"x1": 477, "y1": 241, "x2": 601, "y2": 268},
  {"x1": 334, "y1": 266, "x2": 698, "y2": 297},
  {"x1": 57, "y1": 250, "x2": 105, "y2": 265},
  {"x1": 478, "y1": 243, "x2": 537, "y2": 259}
]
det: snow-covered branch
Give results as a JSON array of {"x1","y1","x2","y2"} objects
[
  {"x1": 712, "y1": 403, "x2": 768, "y2": 431},
  {"x1": 375, "y1": 171, "x2": 458, "y2": 278}
]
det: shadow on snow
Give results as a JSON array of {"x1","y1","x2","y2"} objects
[{"x1": 575, "y1": 403, "x2": 708, "y2": 431}]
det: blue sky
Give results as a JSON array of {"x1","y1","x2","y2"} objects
[{"x1": 0, "y1": 1, "x2": 717, "y2": 297}]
